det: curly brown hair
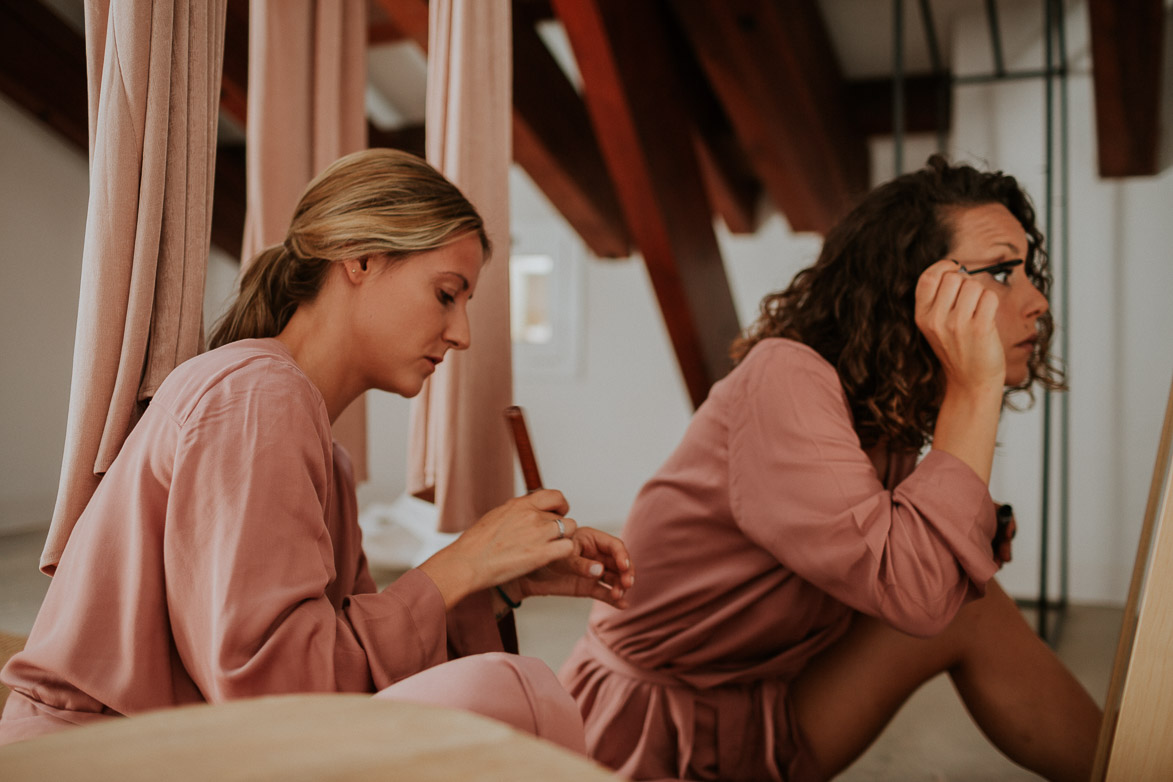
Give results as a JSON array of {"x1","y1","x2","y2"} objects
[{"x1": 730, "y1": 155, "x2": 1064, "y2": 451}]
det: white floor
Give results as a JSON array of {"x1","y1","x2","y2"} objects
[{"x1": 2, "y1": 529, "x2": 1122, "y2": 780}]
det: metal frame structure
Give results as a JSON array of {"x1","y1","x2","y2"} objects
[{"x1": 891, "y1": 0, "x2": 1072, "y2": 644}]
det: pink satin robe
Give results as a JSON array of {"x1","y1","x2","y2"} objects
[{"x1": 560, "y1": 339, "x2": 999, "y2": 781}]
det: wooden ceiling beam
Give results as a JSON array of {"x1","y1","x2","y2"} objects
[
  {"x1": 376, "y1": 0, "x2": 630, "y2": 258},
  {"x1": 371, "y1": 0, "x2": 429, "y2": 50},
  {"x1": 219, "y1": 0, "x2": 249, "y2": 128},
  {"x1": 368, "y1": 121, "x2": 426, "y2": 157},
  {"x1": 659, "y1": 8, "x2": 762, "y2": 234},
  {"x1": 693, "y1": 132, "x2": 762, "y2": 235},
  {"x1": 512, "y1": 6, "x2": 630, "y2": 257},
  {"x1": 1087, "y1": 0, "x2": 1165, "y2": 177},
  {"x1": 552, "y1": 0, "x2": 742, "y2": 407},
  {"x1": 845, "y1": 74, "x2": 952, "y2": 137},
  {"x1": 671, "y1": 0, "x2": 869, "y2": 234},
  {"x1": 0, "y1": 1, "x2": 89, "y2": 151}
]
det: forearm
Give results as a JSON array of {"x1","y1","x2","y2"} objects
[
  {"x1": 417, "y1": 552, "x2": 478, "y2": 611},
  {"x1": 930, "y1": 382, "x2": 1002, "y2": 484}
]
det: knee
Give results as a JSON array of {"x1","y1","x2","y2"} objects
[{"x1": 376, "y1": 654, "x2": 586, "y2": 755}]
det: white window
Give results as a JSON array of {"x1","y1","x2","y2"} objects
[{"x1": 509, "y1": 225, "x2": 583, "y2": 377}]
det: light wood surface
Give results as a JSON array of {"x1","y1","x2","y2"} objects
[
  {"x1": 1093, "y1": 376, "x2": 1173, "y2": 780},
  {"x1": 0, "y1": 694, "x2": 621, "y2": 781}
]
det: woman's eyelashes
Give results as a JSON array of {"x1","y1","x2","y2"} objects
[
  {"x1": 436, "y1": 287, "x2": 458, "y2": 307},
  {"x1": 988, "y1": 265, "x2": 1015, "y2": 285},
  {"x1": 966, "y1": 258, "x2": 1024, "y2": 285}
]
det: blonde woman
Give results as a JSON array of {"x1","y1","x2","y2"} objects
[{"x1": 0, "y1": 149, "x2": 633, "y2": 749}]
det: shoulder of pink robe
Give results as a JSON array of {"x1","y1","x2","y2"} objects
[{"x1": 726, "y1": 338, "x2": 999, "y2": 637}]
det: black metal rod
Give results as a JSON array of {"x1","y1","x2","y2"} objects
[
  {"x1": 1056, "y1": 0, "x2": 1071, "y2": 614},
  {"x1": 917, "y1": 0, "x2": 943, "y2": 73},
  {"x1": 986, "y1": 0, "x2": 1006, "y2": 77},
  {"x1": 917, "y1": 0, "x2": 948, "y2": 152},
  {"x1": 1039, "y1": 0, "x2": 1056, "y2": 645},
  {"x1": 953, "y1": 67, "x2": 1064, "y2": 85},
  {"x1": 893, "y1": 0, "x2": 905, "y2": 175}
]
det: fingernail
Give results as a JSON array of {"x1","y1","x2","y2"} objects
[{"x1": 589, "y1": 563, "x2": 603, "y2": 577}]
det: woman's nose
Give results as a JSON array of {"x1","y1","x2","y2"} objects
[
  {"x1": 445, "y1": 305, "x2": 471, "y2": 350},
  {"x1": 1024, "y1": 281, "x2": 1049, "y2": 320}
]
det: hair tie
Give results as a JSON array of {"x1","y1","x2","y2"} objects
[
  {"x1": 494, "y1": 585, "x2": 521, "y2": 610},
  {"x1": 281, "y1": 238, "x2": 294, "y2": 256}
]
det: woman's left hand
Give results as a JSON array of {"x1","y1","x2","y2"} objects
[{"x1": 511, "y1": 527, "x2": 635, "y2": 609}]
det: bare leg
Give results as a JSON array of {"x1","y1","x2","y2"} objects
[{"x1": 789, "y1": 580, "x2": 1101, "y2": 781}]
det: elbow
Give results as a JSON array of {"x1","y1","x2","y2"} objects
[{"x1": 876, "y1": 589, "x2": 965, "y2": 639}]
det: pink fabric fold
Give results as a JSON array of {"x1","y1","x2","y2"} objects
[
  {"x1": 43, "y1": 0, "x2": 226, "y2": 573},
  {"x1": 241, "y1": 0, "x2": 369, "y2": 483},
  {"x1": 409, "y1": 0, "x2": 515, "y2": 532}
]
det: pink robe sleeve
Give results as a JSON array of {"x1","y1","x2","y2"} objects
[
  {"x1": 330, "y1": 448, "x2": 517, "y2": 668},
  {"x1": 161, "y1": 363, "x2": 494, "y2": 700},
  {"x1": 727, "y1": 341, "x2": 999, "y2": 637}
]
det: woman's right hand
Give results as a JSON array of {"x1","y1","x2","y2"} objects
[
  {"x1": 914, "y1": 259, "x2": 1006, "y2": 394},
  {"x1": 916, "y1": 260, "x2": 1005, "y2": 484},
  {"x1": 417, "y1": 489, "x2": 578, "y2": 609}
]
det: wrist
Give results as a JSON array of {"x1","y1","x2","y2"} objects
[
  {"x1": 417, "y1": 550, "x2": 477, "y2": 611},
  {"x1": 941, "y1": 379, "x2": 1003, "y2": 409},
  {"x1": 493, "y1": 581, "x2": 522, "y2": 620}
]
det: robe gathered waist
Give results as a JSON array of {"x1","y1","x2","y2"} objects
[{"x1": 580, "y1": 629, "x2": 688, "y2": 689}]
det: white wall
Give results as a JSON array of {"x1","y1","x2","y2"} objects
[
  {"x1": 0, "y1": 95, "x2": 88, "y2": 535},
  {"x1": 0, "y1": 93, "x2": 242, "y2": 536}
]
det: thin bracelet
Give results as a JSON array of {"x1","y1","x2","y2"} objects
[{"x1": 494, "y1": 584, "x2": 521, "y2": 610}]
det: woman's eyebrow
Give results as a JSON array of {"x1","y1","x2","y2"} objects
[
  {"x1": 957, "y1": 258, "x2": 1024, "y2": 276},
  {"x1": 437, "y1": 272, "x2": 470, "y2": 291}
]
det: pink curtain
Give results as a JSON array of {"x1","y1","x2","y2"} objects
[
  {"x1": 408, "y1": 0, "x2": 514, "y2": 532},
  {"x1": 241, "y1": 0, "x2": 369, "y2": 481},
  {"x1": 42, "y1": 0, "x2": 226, "y2": 573}
]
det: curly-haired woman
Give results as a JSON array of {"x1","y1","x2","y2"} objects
[{"x1": 560, "y1": 156, "x2": 1100, "y2": 781}]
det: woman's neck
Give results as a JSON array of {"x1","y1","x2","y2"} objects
[{"x1": 275, "y1": 306, "x2": 362, "y2": 423}]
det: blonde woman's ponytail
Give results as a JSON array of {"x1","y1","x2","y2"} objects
[{"x1": 208, "y1": 243, "x2": 333, "y2": 349}]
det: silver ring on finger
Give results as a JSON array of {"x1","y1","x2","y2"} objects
[{"x1": 552, "y1": 518, "x2": 566, "y2": 539}]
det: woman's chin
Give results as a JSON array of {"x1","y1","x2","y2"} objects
[
  {"x1": 1004, "y1": 368, "x2": 1029, "y2": 388},
  {"x1": 377, "y1": 377, "x2": 425, "y2": 398}
]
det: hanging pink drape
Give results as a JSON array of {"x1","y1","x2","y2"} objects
[
  {"x1": 42, "y1": 0, "x2": 226, "y2": 574},
  {"x1": 408, "y1": 0, "x2": 514, "y2": 532},
  {"x1": 241, "y1": 0, "x2": 369, "y2": 482}
]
